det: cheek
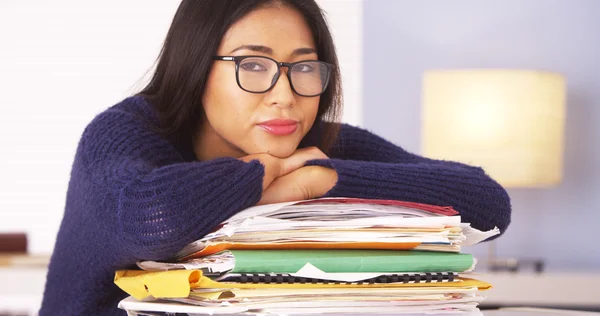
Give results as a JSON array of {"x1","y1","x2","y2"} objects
[
  {"x1": 302, "y1": 98, "x2": 321, "y2": 130},
  {"x1": 204, "y1": 68, "x2": 236, "y2": 119},
  {"x1": 202, "y1": 68, "x2": 259, "y2": 136}
]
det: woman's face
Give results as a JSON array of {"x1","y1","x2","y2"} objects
[{"x1": 197, "y1": 5, "x2": 320, "y2": 160}]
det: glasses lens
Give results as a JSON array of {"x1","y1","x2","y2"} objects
[
  {"x1": 290, "y1": 61, "x2": 330, "y2": 96},
  {"x1": 237, "y1": 57, "x2": 279, "y2": 92}
]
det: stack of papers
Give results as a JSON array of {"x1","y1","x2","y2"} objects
[{"x1": 114, "y1": 197, "x2": 499, "y2": 315}]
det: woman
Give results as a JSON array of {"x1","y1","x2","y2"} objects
[{"x1": 40, "y1": 0, "x2": 511, "y2": 315}]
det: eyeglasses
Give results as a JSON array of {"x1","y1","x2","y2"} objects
[{"x1": 213, "y1": 55, "x2": 334, "y2": 97}]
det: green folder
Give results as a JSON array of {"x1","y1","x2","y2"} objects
[{"x1": 228, "y1": 249, "x2": 473, "y2": 273}]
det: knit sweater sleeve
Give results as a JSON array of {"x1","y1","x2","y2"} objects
[
  {"x1": 306, "y1": 124, "x2": 512, "y2": 236},
  {"x1": 80, "y1": 106, "x2": 264, "y2": 260}
]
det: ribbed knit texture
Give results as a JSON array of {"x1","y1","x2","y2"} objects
[{"x1": 39, "y1": 95, "x2": 511, "y2": 315}]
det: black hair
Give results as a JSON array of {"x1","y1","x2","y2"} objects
[{"x1": 137, "y1": 0, "x2": 342, "y2": 156}]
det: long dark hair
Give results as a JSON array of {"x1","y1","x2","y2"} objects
[{"x1": 137, "y1": 0, "x2": 342, "y2": 156}]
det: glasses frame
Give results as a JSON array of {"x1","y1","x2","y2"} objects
[{"x1": 213, "y1": 55, "x2": 334, "y2": 97}]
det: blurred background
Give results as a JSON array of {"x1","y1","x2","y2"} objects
[{"x1": 0, "y1": 0, "x2": 598, "y2": 314}]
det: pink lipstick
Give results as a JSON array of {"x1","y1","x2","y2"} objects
[{"x1": 258, "y1": 119, "x2": 298, "y2": 136}]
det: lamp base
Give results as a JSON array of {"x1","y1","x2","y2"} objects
[
  {"x1": 487, "y1": 257, "x2": 545, "y2": 273},
  {"x1": 486, "y1": 240, "x2": 544, "y2": 273}
]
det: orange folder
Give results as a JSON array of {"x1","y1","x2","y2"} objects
[{"x1": 179, "y1": 241, "x2": 423, "y2": 260}]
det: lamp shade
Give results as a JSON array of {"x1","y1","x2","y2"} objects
[{"x1": 421, "y1": 69, "x2": 566, "y2": 188}]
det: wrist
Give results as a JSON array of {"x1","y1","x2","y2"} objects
[{"x1": 305, "y1": 166, "x2": 337, "y2": 198}]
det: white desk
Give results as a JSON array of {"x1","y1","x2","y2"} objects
[
  {"x1": 0, "y1": 267, "x2": 47, "y2": 316},
  {"x1": 477, "y1": 272, "x2": 600, "y2": 308}
]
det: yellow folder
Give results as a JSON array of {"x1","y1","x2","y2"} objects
[{"x1": 114, "y1": 269, "x2": 492, "y2": 300}]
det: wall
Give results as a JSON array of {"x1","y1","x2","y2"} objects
[
  {"x1": 0, "y1": 0, "x2": 363, "y2": 254},
  {"x1": 363, "y1": 0, "x2": 600, "y2": 270},
  {"x1": 0, "y1": 0, "x2": 180, "y2": 254}
]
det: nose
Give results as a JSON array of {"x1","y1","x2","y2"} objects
[{"x1": 265, "y1": 69, "x2": 295, "y2": 108}]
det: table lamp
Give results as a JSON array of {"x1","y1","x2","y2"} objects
[{"x1": 420, "y1": 69, "x2": 566, "y2": 271}]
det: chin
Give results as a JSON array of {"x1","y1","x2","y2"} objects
[
  {"x1": 251, "y1": 143, "x2": 298, "y2": 159},
  {"x1": 265, "y1": 147, "x2": 297, "y2": 159}
]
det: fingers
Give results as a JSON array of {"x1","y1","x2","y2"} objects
[
  {"x1": 239, "y1": 147, "x2": 329, "y2": 192},
  {"x1": 239, "y1": 153, "x2": 282, "y2": 189},
  {"x1": 280, "y1": 146, "x2": 328, "y2": 175},
  {"x1": 257, "y1": 168, "x2": 311, "y2": 205}
]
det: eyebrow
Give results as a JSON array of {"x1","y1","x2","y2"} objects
[{"x1": 229, "y1": 45, "x2": 316, "y2": 56}]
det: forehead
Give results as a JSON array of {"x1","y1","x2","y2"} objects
[{"x1": 218, "y1": 6, "x2": 316, "y2": 56}]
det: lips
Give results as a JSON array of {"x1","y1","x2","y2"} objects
[{"x1": 258, "y1": 119, "x2": 299, "y2": 136}]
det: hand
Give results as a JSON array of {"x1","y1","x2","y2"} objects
[
  {"x1": 240, "y1": 147, "x2": 328, "y2": 190},
  {"x1": 257, "y1": 166, "x2": 338, "y2": 205}
]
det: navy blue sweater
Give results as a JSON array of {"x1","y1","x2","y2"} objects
[{"x1": 39, "y1": 96, "x2": 511, "y2": 315}]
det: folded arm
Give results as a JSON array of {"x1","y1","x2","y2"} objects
[
  {"x1": 306, "y1": 123, "x2": 512, "y2": 236},
  {"x1": 80, "y1": 106, "x2": 264, "y2": 260}
]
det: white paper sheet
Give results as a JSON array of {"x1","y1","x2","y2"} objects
[
  {"x1": 461, "y1": 224, "x2": 500, "y2": 246},
  {"x1": 118, "y1": 296, "x2": 485, "y2": 315},
  {"x1": 291, "y1": 262, "x2": 384, "y2": 282}
]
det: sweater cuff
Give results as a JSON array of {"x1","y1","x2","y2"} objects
[
  {"x1": 304, "y1": 158, "x2": 373, "y2": 198},
  {"x1": 304, "y1": 158, "x2": 511, "y2": 236}
]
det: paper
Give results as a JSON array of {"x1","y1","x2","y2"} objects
[
  {"x1": 291, "y1": 262, "x2": 385, "y2": 282},
  {"x1": 114, "y1": 268, "x2": 492, "y2": 299},
  {"x1": 118, "y1": 295, "x2": 486, "y2": 315},
  {"x1": 217, "y1": 271, "x2": 458, "y2": 285},
  {"x1": 117, "y1": 197, "x2": 496, "y2": 315},
  {"x1": 229, "y1": 249, "x2": 475, "y2": 273},
  {"x1": 176, "y1": 198, "x2": 477, "y2": 259},
  {"x1": 461, "y1": 224, "x2": 500, "y2": 246},
  {"x1": 223, "y1": 198, "x2": 458, "y2": 224},
  {"x1": 142, "y1": 249, "x2": 475, "y2": 276},
  {"x1": 118, "y1": 296, "x2": 249, "y2": 315},
  {"x1": 190, "y1": 286, "x2": 481, "y2": 298},
  {"x1": 230, "y1": 215, "x2": 461, "y2": 232},
  {"x1": 137, "y1": 251, "x2": 235, "y2": 274},
  {"x1": 173, "y1": 197, "x2": 503, "y2": 261},
  {"x1": 180, "y1": 240, "x2": 428, "y2": 260},
  {"x1": 181, "y1": 292, "x2": 485, "y2": 309},
  {"x1": 113, "y1": 269, "x2": 204, "y2": 300}
]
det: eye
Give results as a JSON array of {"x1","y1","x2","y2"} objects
[
  {"x1": 294, "y1": 63, "x2": 315, "y2": 73},
  {"x1": 240, "y1": 62, "x2": 268, "y2": 72}
]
